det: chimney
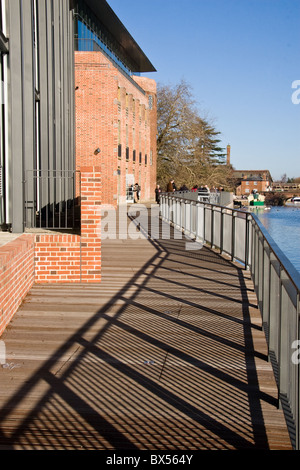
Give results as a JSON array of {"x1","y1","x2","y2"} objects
[{"x1": 227, "y1": 145, "x2": 231, "y2": 165}]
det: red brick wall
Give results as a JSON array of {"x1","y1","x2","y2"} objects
[
  {"x1": 34, "y1": 234, "x2": 81, "y2": 283},
  {"x1": 75, "y1": 52, "x2": 157, "y2": 207},
  {"x1": 0, "y1": 235, "x2": 35, "y2": 336},
  {"x1": 80, "y1": 167, "x2": 102, "y2": 283},
  {"x1": 34, "y1": 167, "x2": 102, "y2": 284},
  {"x1": 0, "y1": 168, "x2": 102, "y2": 336},
  {"x1": 239, "y1": 180, "x2": 271, "y2": 195}
]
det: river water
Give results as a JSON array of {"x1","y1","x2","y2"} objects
[{"x1": 254, "y1": 203, "x2": 300, "y2": 274}]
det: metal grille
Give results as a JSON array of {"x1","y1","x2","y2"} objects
[
  {"x1": 0, "y1": 165, "x2": 3, "y2": 197},
  {"x1": 24, "y1": 170, "x2": 80, "y2": 231}
]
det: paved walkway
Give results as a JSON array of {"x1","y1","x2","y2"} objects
[{"x1": 0, "y1": 206, "x2": 292, "y2": 449}]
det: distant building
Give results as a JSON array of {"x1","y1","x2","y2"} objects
[
  {"x1": 234, "y1": 170, "x2": 273, "y2": 196},
  {"x1": 272, "y1": 182, "x2": 300, "y2": 192}
]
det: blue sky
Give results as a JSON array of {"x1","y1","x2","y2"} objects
[{"x1": 107, "y1": 0, "x2": 300, "y2": 181}]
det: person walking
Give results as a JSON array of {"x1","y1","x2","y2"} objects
[
  {"x1": 155, "y1": 184, "x2": 162, "y2": 204},
  {"x1": 167, "y1": 179, "x2": 176, "y2": 192},
  {"x1": 134, "y1": 183, "x2": 141, "y2": 203}
]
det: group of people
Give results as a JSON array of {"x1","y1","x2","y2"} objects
[
  {"x1": 128, "y1": 183, "x2": 141, "y2": 203},
  {"x1": 155, "y1": 179, "x2": 176, "y2": 203},
  {"x1": 154, "y1": 180, "x2": 224, "y2": 204}
]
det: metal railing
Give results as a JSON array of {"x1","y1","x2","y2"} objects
[
  {"x1": 160, "y1": 192, "x2": 300, "y2": 449},
  {"x1": 24, "y1": 170, "x2": 80, "y2": 231}
]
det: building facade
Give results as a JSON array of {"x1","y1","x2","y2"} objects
[
  {"x1": 0, "y1": 0, "x2": 157, "y2": 234},
  {"x1": 0, "y1": 0, "x2": 76, "y2": 233},
  {"x1": 0, "y1": 0, "x2": 157, "y2": 336},
  {"x1": 74, "y1": 0, "x2": 157, "y2": 207},
  {"x1": 234, "y1": 170, "x2": 273, "y2": 196}
]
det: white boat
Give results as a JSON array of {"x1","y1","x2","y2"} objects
[{"x1": 291, "y1": 197, "x2": 300, "y2": 202}]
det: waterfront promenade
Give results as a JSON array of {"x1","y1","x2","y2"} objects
[{"x1": 0, "y1": 206, "x2": 292, "y2": 450}]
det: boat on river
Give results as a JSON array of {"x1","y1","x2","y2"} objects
[{"x1": 248, "y1": 190, "x2": 265, "y2": 207}]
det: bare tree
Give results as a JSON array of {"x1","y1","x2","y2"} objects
[{"x1": 157, "y1": 80, "x2": 232, "y2": 190}]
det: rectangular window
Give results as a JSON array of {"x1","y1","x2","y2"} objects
[
  {"x1": 148, "y1": 95, "x2": 153, "y2": 110},
  {"x1": 33, "y1": 0, "x2": 40, "y2": 92},
  {"x1": 118, "y1": 144, "x2": 122, "y2": 159},
  {"x1": 118, "y1": 120, "x2": 121, "y2": 158},
  {"x1": 0, "y1": 0, "x2": 8, "y2": 225}
]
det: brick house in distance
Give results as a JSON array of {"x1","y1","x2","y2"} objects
[
  {"x1": 234, "y1": 170, "x2": 273, "y2": 196},
  {"x1": 74, "y1": 0, "x2": 157, "y2": 207}
]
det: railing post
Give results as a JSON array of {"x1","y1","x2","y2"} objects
[
  {"x1": 231, "y1": 210, "x2": 236, "y2": 262},
  {"x1": 245, "y1": 214, "x2": 250, "y2": 269},
  {"x1": 220, "y1": 207, "x2": 224, "y2": 255},
  {"x1": 211, "y1": 205, "x2": 214, "y2": 248},
  {"x1": 297, "y1": 293, "x2": 300, "y2": 450}
]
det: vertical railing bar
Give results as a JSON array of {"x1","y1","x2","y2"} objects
[
  {"x1": 245, "y1": 214, "x2": 249, "y2": 269},
  {"x1": 211, "y1": 205, "x2": 214, "y2": 248},
  {"x1": 297, "y1": 294, "x2": 300, "y2": 450},
  {"x1": 278, "y1": 266, "x2": 283, "y2": 409},
  {"x1": 220, "y1": 207, "x2": 224, "y2": 255},
  {"x1": 231, "y1": 210, "x2": 235, "y2": 261}
]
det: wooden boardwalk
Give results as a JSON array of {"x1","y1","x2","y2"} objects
[{"x1": 0, "y1": 206, "x2": 292, "y2": 450}]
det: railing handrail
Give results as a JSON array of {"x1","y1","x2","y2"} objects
[
  {"x1": 160, "y1": 190, "x2": 300, "y2": 292},
  {"x1": 160, "y1": 192, "x2": 300, "y2": 449}
]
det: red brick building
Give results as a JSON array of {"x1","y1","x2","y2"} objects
[
  {"x1": 75, "y1": 54, "x2": 157, "y2": 206},
  {"x1": 234, "y1": 170, "x2": 273, "y2": 196},
  {"x1": 74, "y1": 2, "x2": 157, "y2": 207}
]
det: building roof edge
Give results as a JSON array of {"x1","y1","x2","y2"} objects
[{"x1": 84, "y1": 0, "x2": 156, "y2": 73}]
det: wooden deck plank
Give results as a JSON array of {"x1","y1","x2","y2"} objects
[{"x1": 0, "y1": 209, "x2": 293, "y2": 450}]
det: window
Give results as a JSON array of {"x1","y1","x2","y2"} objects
[
  {"x1": 118, "y1": 144, "x2": 122, "y2": 159},
  {"x1": 33, "y1": 0, "x2": 40, "y2": 92},
  {"x1": 0, "y1": 0, "x2": 8, "y2": 226},
  {"x1": 118, "y1": 120, "x2": 121, "y2": 159},
  {"x1": 148, "y1": 95, "x2": 153, "y2": 110}
]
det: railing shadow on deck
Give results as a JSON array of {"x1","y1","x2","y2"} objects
[{"x1": 0, "y1": 206, "x2": 290, "y2": 450}]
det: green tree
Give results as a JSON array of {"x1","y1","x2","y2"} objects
[{"x1": 157, "y1": 80, "x2": 231, "y2": 190}]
